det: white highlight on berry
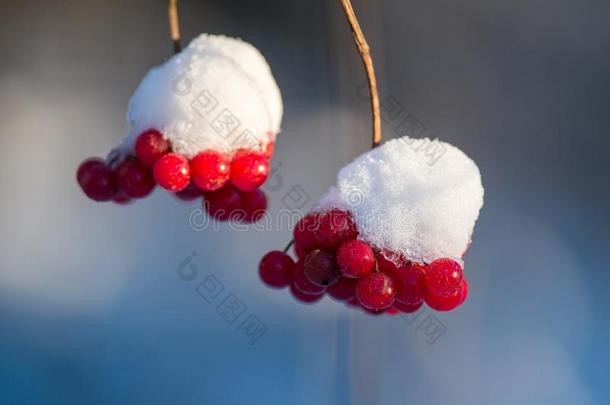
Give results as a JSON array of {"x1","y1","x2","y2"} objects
[
  {"x1": 120, "y1": 34, "x2": 283, "y2": 158},
  {"x1": 316, "y1": 136, "x2": 484, "y2": 264}
]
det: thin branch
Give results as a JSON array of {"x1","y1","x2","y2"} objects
[
  {"x1": 339, "y1": 0, "x2": 382, "y2": 148},
  {"x1": 168, "y1": 0, "x2": 182, "y2": 54}
]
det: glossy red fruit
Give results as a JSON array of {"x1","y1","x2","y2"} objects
[
  {"x1": 425, "y1": 279, "x2": 467, "y2": 312},
  {"x1": 294, "y1": 214, "x2": 321, "y2": 253},
  {"x1": 394, "y1": 264, "x2": 427, "y2": 306},
  {"x1": 303, "y1": 250, "x2": 340, "y2": 287},
  {"x1": 204, "y1": 185, "x2": 243, "y2": 221},
  {"x1": 174, "y1": 182, "x2": 203, "y2": 201},
  {"x1": 327, "y1": 277, "x2": 358, "y2": 301},
  {"x1": 77, "y1": 158, "x2": 116, "y2": 201},
  {"x1": 290, "y1": 284, "x2": 324, "y2": 304},
  {"x1": 135, "y1": 129, "x2": 170, "y2": 167},
  {"x1": 345, "y1": 296, "x2": 361, "y2": 308},
  {"x1": 314, "y1": 209, "x2": 358, "y2": 250},
  {"x1": 153, "y1": 153, "x2": 190, "y2": 192},
  {"x1": 393, "y1": 300, "x2": 423, "y2": 313},
  {"x1": 425, "y1": 258, "x2": 463, "y2": 297},
  {"x1": 116, "y1": 159, "x2": 155, "y2": 198},
  {"x1": 190, "y1": 150, "x2": 231, "y2": 191},
  {"x1": 292, "y1": 260, "x2": 325, "y2": 295},
  {"x1": 356, "y1": 272, "x2": 396, "y2": 311},
  {"x1": 337, "y1": 240, "x2": 376, "y2": 278},
  {"x1": 241, "y1": 189, "x2": 267, "y2": 223},
  {"x1": 259, "y1": 251, "x2": 294, "y2": 289},
  {"x1": 230, "y1": 152, "x2": 270, "y2": 191}
]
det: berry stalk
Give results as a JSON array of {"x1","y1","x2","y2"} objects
[
  {"x1": 168, "y1": 0, "x2": 181, "y2": 54},
  {"x1": 338, "y1": 0, "x2": 382, "y2": 149}
]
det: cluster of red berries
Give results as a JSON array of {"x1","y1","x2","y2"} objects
[
  {"x1": 76, "y1": 129, "x2": 272, "y2": 221},
  {"x1": 259, "y1": 209, "x2": 469, "y2": 314}
]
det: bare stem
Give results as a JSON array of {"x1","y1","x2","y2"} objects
[
  {"x1": 168, "y1": 0, "x2": 182, "y2": 53},
  {"x1": 339, "y1": 0, "x2": 382, "y2": 148}
]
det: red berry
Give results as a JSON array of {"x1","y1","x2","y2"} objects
[
  {"x1": 290, "y1": 284, "x2": 324, "y2": 304},
  {"x1": 259, "y1": 251, "x2": 294, "y2": 289},
  {"x1": 337, "y1": 239, "x2": 376, "y2": 278},
  {"x1": 190, "y1": 150, "x2": 231, "y2": 191},
  {"x1": 327, "y1": 276, "x2": 358, "y2": 301},
  {"x1": 425, "y1": 258, "x2": 463, "y2": 297},
  {"x1": 135, "y1": 129, "x2": 170, "y2": 167},
  {"x1": 153, "y1": 153, "x2": 190, "y2": 192},
  {"x1": 303, "y1": 249, "x2": 340, "y2": 287},
  {"x1": 394, "y1": 264, "x2": 427, "y2": 306},
  {"x1": 356, "y1": 272, "x2": 396, "y2": 311},
  {"x1": 174, "y1": 182, "x2": 203, "y2": 201},
  {"x1": 241, "y1": 189, "x2": 268, "y2": 223},
  {"x1": 203, "y1": 185, "x2": 243, "y2": 221},
  {"x1": 314, "y1": 209, "x2": 358, "y2": 250},
  {"x1": 345, "y1": 297, "x2": 360, "y2": 308},
  {"x1": 393, "y1": 300, "x2": 423, "y2": 313},
  {"x1": 292, "y1": 260, "x2": 325, "y2": 295},
  {"x1": 116, "y1": 159, "x2": 155, "y2": 198},
  {"x1": 230, "y1": 152, "x2": 270, "y2": 191},
  {"x1": 76, "y1": 158, "x2": 116, "y2": 201},
  {"x1": 425, "y1": 279, "x2": 467, "y2": 312},
  {"x1": 293, "y1": 213, "x2": 321, "y2": 253}
]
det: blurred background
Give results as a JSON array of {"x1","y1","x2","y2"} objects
[{"x1": 1, "y1": 0, "x2": 609, "y2": 404}]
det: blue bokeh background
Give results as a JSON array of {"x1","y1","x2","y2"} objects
[{"x1": 1, "y1": 0, "x2": 609, "y2": 404}]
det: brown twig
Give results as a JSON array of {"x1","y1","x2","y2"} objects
[
  {"x1": 168, "y1": 0, "x2": 182, "y2": 54},
  {"x1": 339, "y1": 0, "x2": 382, "y2": 148}
]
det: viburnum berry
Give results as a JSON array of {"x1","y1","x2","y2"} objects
[
  {"x1": 153, "y1": 153, "x2": 190, "y2": 192},
  {"x1": 190, "y1": 150, "x2": 230, "y2": 191},
  {"x1": 294, "y1": 243, "x2": 307, "y2": 260},
  {"x1": 204, "y1": 185, "x2": 243, "y2": 221},
  {"x1": 116, "y1": 159, "x2": 155, "y2": 198},
  {"x1": 230, "y1": 151, "x2": 270, "y2": 191},
  {"x1": 394, "y1": 263, "x2": 427, "y2": 306},
  {"x1": 424, "y1": 258, "x2": 463, "y2": 297},
  {"x1": 356, "y1": 272, "x2": 396, "y2": 311},
  {"x1": 337, "y1": 239, "x2": 376, "y2": 278},
  {"x1": 290, "y1": 284, "x2": 324, "y2": 304},
  {"x1": 241, "y1": 189, "x2": 267, "y2": 223},
  {"x1": 314, "y1": 209, "x2": 358, "y2": 250},
  {"x1": 327, "y1": 276, "x2": 358, "y2": 301},
  {"x1": 135, "y1": 129, "x2": 170, "y2": 167},
  {"x1": 303, "y1": 249, "x2": 340, "y2": 287},
  {"x1": 425, "y1": 279, "x2": 468, "y2": 312},
  {"x1": 293, "y1": 213, "x2": 321, "y2": 253},
  {"x1": 393, "y1": 300, "x2": 423, "y2": 313},
  {"x1": 292, "y1": 260, "x2": 325, "y2": 295},
  {"x1": 77, "y1": 158, "x2": 116, "y2": 201},
  {"x1": 259, "y1": 251, "x2": 294, "y2": 289}
]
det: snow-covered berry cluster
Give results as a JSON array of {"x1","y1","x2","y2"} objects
[
  {"x1": 76, "y1": 34, "x2": 282, "y2": 220},
  {"x1": 258, "y1": 136, "x2": 483, "y2": 314}
]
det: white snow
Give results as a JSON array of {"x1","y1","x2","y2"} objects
[
  {"x1": 315, "y1": 136, "x2": 484, "y2": 264},
  {"x1": 119, "y1": 34, "x2": 283, "y2": 158}
]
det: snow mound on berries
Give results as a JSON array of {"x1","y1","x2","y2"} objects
[
  {"x1": 316, "y1": 136, "x2": 484, "y2": 264},
  {"x1": 120, "y1": 34, "x2": 283, "y2": 158}
]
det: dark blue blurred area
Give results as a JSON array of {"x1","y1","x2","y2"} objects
[{"x1": 0, "y1": 0, "x2": 609, "y2": 404}]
